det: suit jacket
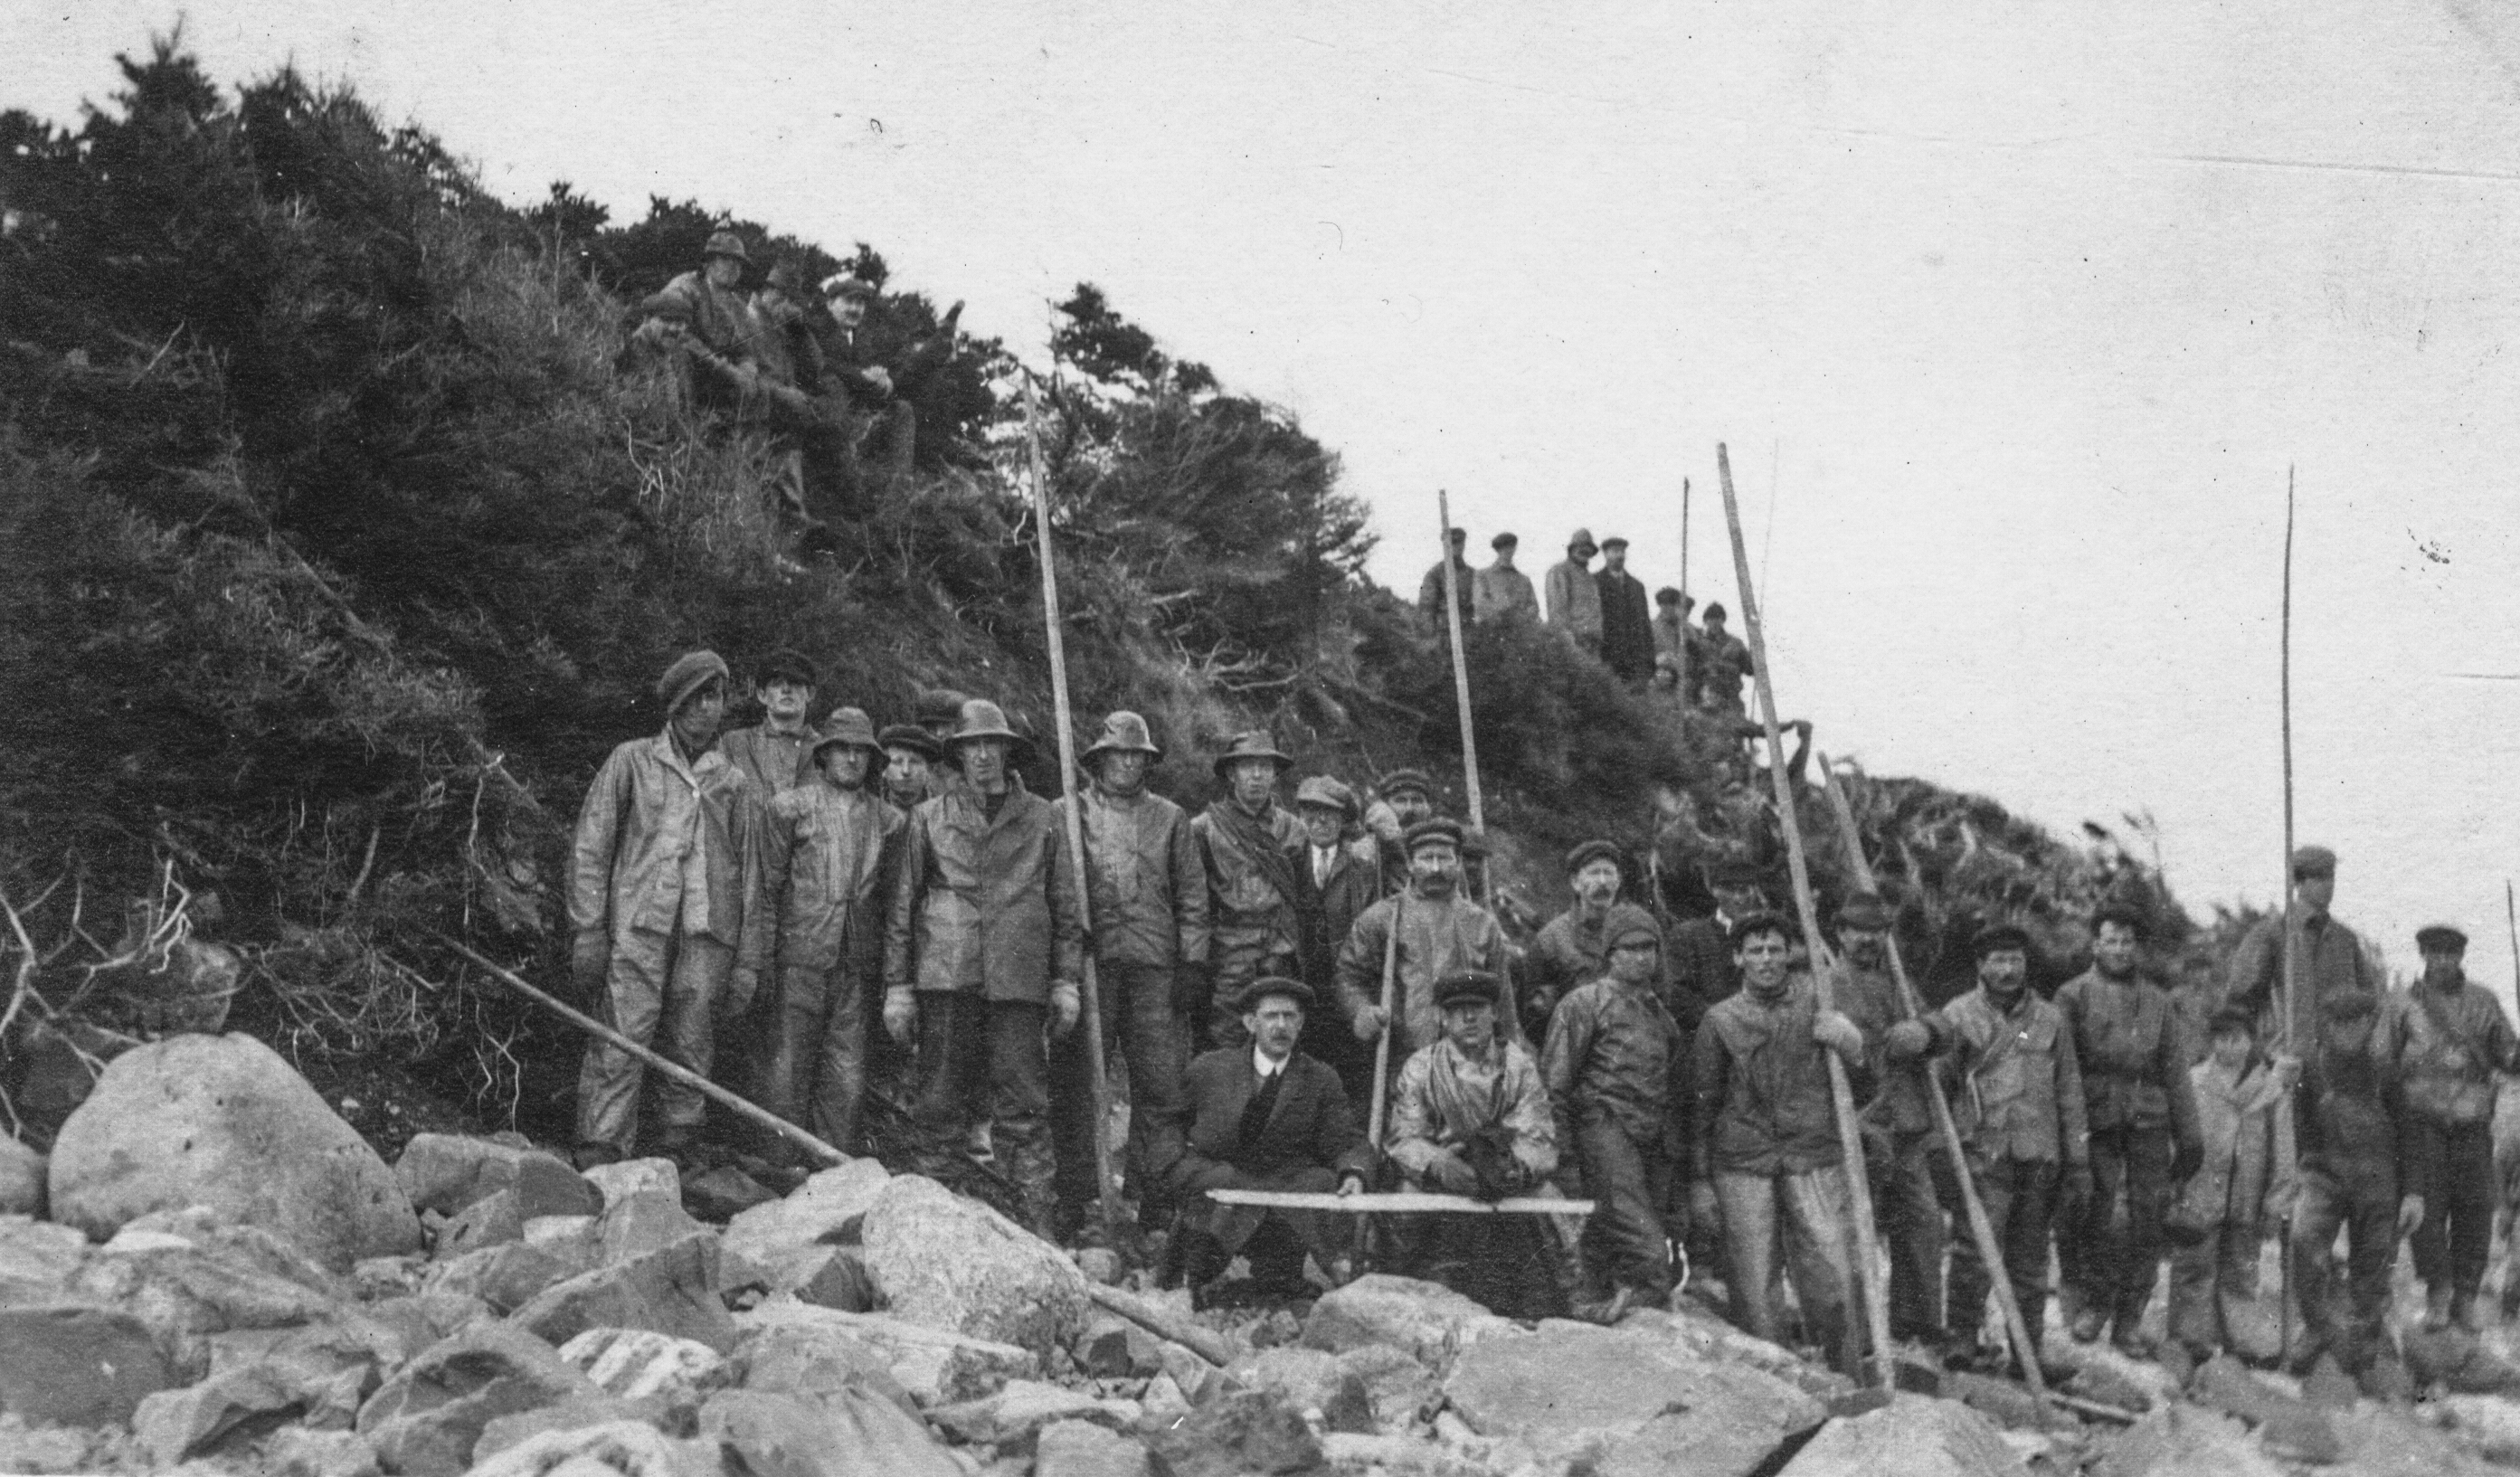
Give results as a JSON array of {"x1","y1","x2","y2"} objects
[
  {"x1": 1294, "y1": 841, "x2": 1380, "y2": 1002},
  {"x1": 1172, "y1": 1047, "x2": 1375, "y2": 1191}
]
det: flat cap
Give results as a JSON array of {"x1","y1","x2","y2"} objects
[
  {"x1": 1293, "y1": 775, "x2": 1358, "y2": 816},
  {"x1": 1435, "y1": 970, "x2": 1502, "y2": 1010},
  {"x1": 1600, "y1": 535, "x2": 1629, "y2": 550},
  {"x1": 2291, "y1": 845, "x2": 2337, "y2": 878},
  {"x1": 1237, "y1": 976, "x2": 1314, "y2": 1012},
  {"x1": 1702, "y1": 601, "x2": 1729, "y2": 621},
  {"x1": 1404, "y1": 817, "x2": 1465, "y2": 852},
  {"x1": 876, "y1": 723, "x2": 943, "y2": 761},
  {"x1": 657, "y1": 650, "x2": 730, "y2": 713},
  {"x1": 2416, "y1": 923, "x2": 2469, "y2": 952},
  {"x1": 1378, "y1": 768, "x2": 1436, "y2": 800},
  {"x1": 1973, "y1": 922, "x2": 2032, "y2": 958},
  {"x1": 755, "y1": 649, "x2": 817, "y2": 687},
  {"x1": 1565, "y1": 839, "x2": 1625, "y2": 876},
  {"x1": 1492, "y1": 531, "x2": 1519, "y2": 549},
  {"x1": 1655, "y1": 586, "x2": 1684, "y2": 606},
  {"x1": 1835, "y1": 892, "x2": 1893, "y2": 932},
  {"x1": 2207, "y1": 1004, "x2": 2259, "y2": 1037}
]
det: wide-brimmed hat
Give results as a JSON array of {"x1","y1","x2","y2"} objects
[
  {"x1": 876, "y1": 723, "x2": 943, "y2": 761},
  {"x1": 1435, "y1": 970, "x2": 1501, "y2": 1011},
  {"x1": 703, "y1": 231, "x2": 751, "y2": 264},
  {"x1": 1293, "y1": 775, "x2": 1358, "y2": 817},
  {"x1": 1083, "y1": 711, "x2": 1163, "y2": 762},
  {"x1": 1565, "y1": 839, "x2": 1625, "y2": 876},
  {"x1": 811, "y1": 708, "x2": 881, "y2": 757},
  {"x1": 1237, "y1": 976, "x2": 1315, "y2": 1012},
  {"x1": 1403, "y1": 817, "x2": 1464, "y2": 854},
  {"x1": 949, "y1": 699, "x2": 1023, "y2": 745},
  {"x1": 1566, "y1": 527, "x2": 1598, "y2": 556},
  {"x1": 657, "y1": 650, "x2": 730, "y2": 713},
  {"x1": 1210, "y1": 731, "x2": 1293, "y2": 779}
]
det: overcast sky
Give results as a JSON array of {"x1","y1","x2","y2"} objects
[{"x1": 10, "y1": 1, "x2": 2517, "y2": 988}]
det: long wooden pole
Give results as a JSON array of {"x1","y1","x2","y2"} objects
[
  {"x1": 2505, "y1": 882, "x2": 2517, "y2": 997},
  {"x1": 1715, "y1": 442, "x2": 1895, "y2": 1390},
  {"x1": 433, "y1": 934, "x2": 848, "y2": 1167},
  {"x1": 1814, "y1": 758, "x2": 2051, "y2": 1406},
  {"x1": 2278, "y1": 465, "x2": 2298, "y2": 1361},
  {"x1": 1435, "y1": 492, "x2": 1489, "y2": 878},
  {"x1": 1680, "y1": 476, "x2": 1691, "y2": 600},
  {"x1": 1025, "y1": 376, "x2": 1122, "y2": 1244},
  {"x1": 1366, "y1": 891, "x2": 1405, "y2": 1147}
]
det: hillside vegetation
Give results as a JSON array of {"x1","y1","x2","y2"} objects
[{"x1": 0, "y1": 40, "x2": 2210, "y2": 1145}]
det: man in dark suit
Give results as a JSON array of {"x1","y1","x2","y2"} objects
[
  {"x1": 1665, "y1": 858, "x2": 1768, "y2": 1030},
  {"x1": 1292, "y1": 775, "x2": 1382, "y2": 1112},
  {"x1": 1166, "y1": 977, "x2": 1375, "y2": 1302}
]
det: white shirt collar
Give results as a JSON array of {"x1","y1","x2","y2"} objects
[{"x1": 1252, "y1": 1045, "x2": 1288, "y2": 1079}]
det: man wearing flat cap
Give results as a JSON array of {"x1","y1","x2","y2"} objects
[
  {"x1": 568, "y1": 649, "x2": 772, "y2": 1169},
  {"x1": 2380, "y1": 921, "x2": 2520, "y2": 1330},
  {"x1": 1339, "y1": 817, "x2": 1519, "y2": 1065},
  {"x1": 2051, "y1": 901, "x2": 2203, "y2": 1357},
  {"x1": 1693, "y1": 602, "x2": 1753, "y2": 715},
  {"x1": 1653, "y1": 586, "x2": 1697, "y2": 681},
  {"x1": 1475, "y1": 532, "x2": 1540, "y2": 624},
  {"x1": 1363, "y1": 768, "x2": 1438, "y2": 893},
  {"x1": 883, "y1": 699, "x2": 1085, "y2": 1236},
  {"x1": 1167, "y1": 977, "x2": 1373, "y2": 1302},
  {"x1": 720, "y1": 650, "x2": 821, "y2": 797},
  {"x1": 757, "y1": 708, "x2": 905, "y2": 1160},
  {"x1": 1527, "y1": 840, "x2": 1666, "y2": 1037},
  {"x1": 1595, "y1": 535, "x2": 1655, "y2": 686},
  {"x1": 1825, "y1": 891, "x2": 1948, "y2": 1345},
  {"x1": 876, "y1": 723, "x2": 943, "y2": 811},
  {"x1": 1691, "y1": 910, "x2": 1870, "y2": 1368},
  {"x1": 1191, "y1": 733, "x2": 1308, "y2": 1052},
  {"x1": 1050, "y1": 712, "x2": 1208, "y2": 1234},
  {"x1": 1885, "y1": 921, "x2": 2091, "y2": 1367},
  {"x1": 1418, "y1": 526, "x2": 1477, "y2": 630},
  {"x1": 2225, "y1": 845, "x2": 2378, "y2": 1038},
  {"x1": 1291, "y1": 775, "x2": 1379, "y2": 1106},
  {"x1": 1544, "y1": 528, "x2": 1604, "y2": 654},
  {"x1": 1542, "y1": 904, "x2": 1691, "y2": 1315}
]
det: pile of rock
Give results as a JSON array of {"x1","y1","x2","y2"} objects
[{"x1": 5, "y1": 1030, "x2": 2520, "y2": 1477}]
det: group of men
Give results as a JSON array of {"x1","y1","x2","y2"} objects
[
  {"x1": 1418, "y1": 525, "x2": 1753, "y2": 707},
  {"x1": 565, "y1": 647, "x2": 2519, "y2": 1379}
]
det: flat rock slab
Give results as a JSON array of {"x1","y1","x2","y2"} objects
[
  {"x1": 1300, "y1": 1273, "x2": 1516, "y2": 1369},
  {"x1": 1037, "y1": 1418, "x2": 1155, "y2": 1477},
  {"x1": 723, "y1": 1158, "x2": 891, "y2": 1266},
  {"x1": 0, "y1": 1215, "x2": 91, "y2": 1300},
  {"x1": 1443, "y1": 1322, "x2": 1824, "y2": 1477},
  {"x1": 701, "y1": 1387, "x2": 963, "y2": 1477},
  {"x1": 1140, "y1": 1387, "x2": 1326, "y2": 1477},
  {"x1": 47, "y1": 1033, "x2": 421, "y2": 1273},
  {"x1": 2093, "y1": 1405, "x2": 2288, "y2": 1477},
  {"x1": 509, "y1": 1230, "x2": 736, "y2": 1354},
  {"x1": 735, "y1": 1297, "x2": 1037, "y2": 1406},
  {"x1": 0, "y1": 1302, "x2": 180, "y2": 1427},
  {"x1": 582, "y1": 1159, "x2": 679, "y2": 1207},
  {"x1": 858, "y1": 1174, "x2": 1089, "y2": 1357},
  {"x1": 394, "y1": 1135, "x2": 599, "y2": 1221},
  {"x1": 926, "y1": 1378, "x2": 1140, "y2": 1450},
  {"x1": 356, "y1": 1322, "x2": 598, "y2": 1477},
  {"x1": 1778, "y1": 1394, "x2": 2025, "y2": 1477}
]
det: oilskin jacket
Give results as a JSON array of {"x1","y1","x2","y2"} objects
[
  {"x1": 1528, "y1": 906, "x2": 1671, "y2": 1018},
  {"x1": 1828, "y1": 960, "x2": 1934, "y2": 1136},
  {"x1": 1922, "y1": 986, "x2": 2089, "y2": 1167},
  {"x1": 2055, "y1": 968, "x2": 2203, "y2": 1149},
  {"x1": 1066, "y1": 785, "x2": 1210, "y2": 970},
  {"x1": 719, "y1": 724, "x2": 816, "y2": 797},
  {"x1": 569, "y1": 730, "x2": 770, "y2": 966},
  {"x1": 1335, "y1": 890, "x2": 1517, "y2": 1053},
  {"x1": 2292, "y1": 1008, "x2": 2408, "y2": 1189},
  {"x1": 2381, "y1": 972, "x2": 2520, "y2": 1127},
  {"x1": 1387, "y1": 1036, "x2": 1558, "y2": 1182},
  {"x1": 1541, "y1": 975, "x2": 1688, "y2": 1153},
  {"x1": 1191, "y1": 800, "x2": 1306, "y2": 969},
  {"x1": 763, "y1": 782, "x2": 905, "y2": 975},
  {"x1": 884, "y1": 774, "x2": 1084, "y2": 1003},
  {"x1": 1691, "y1": 975, "x2": 1844, "y2": 1179}
]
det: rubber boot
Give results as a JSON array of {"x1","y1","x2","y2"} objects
[{"x1": 2423, "y1": 1284, "x2": 2453, "y2": 1331}]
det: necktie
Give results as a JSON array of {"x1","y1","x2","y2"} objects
[{"x1": 1236, "y1": 1067, "x2": 1284, "y2": 1158}]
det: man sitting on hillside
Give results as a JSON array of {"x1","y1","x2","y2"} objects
[{"x1": 626, "y1": 231, "x2": 762, "y2": 402}]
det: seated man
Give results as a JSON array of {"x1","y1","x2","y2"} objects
[
  {"x1": 1385, "y1": 970, "x2": 1596, "y2": 1319},
  {"x1": 1167, "y1": 977, "x2": 1373, "y2": 1304}
]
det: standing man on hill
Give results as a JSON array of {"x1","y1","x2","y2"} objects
[
  {"x1": 1419, "y1": 526, "x2": 1477, "y2": 630},
  {"x1": 2225, "y1": 846, "x2": 2378, "y2": 1039},
  {"x1": 1340, "y1": 818, "x2": 1518, "y2": 1063},
  {"x1": 1051, "y1": 712, "x2": 1207, "y2": 1235},
  {"x1": 1193, "y1": 734, "x2": 1307, "y2": 1052},
  {"x1": 757, "y1": 708, "x2": 904, "y2": 1161},
  {"x1": 1527, "y1": 841, "x2": 1661, "y2": 1037},
  {"x1": 1475, "y1": 533, "x2": 1540, "y2": 624},
  {"x1": 569, "y1": 650, "x2": 772, "y2": 1169},
  {"x1": 876, "y1": 723, "x2": 943, "y2": 811},
  {"x1": 720, "y1": 650, "x2": 820, "y2": 796},
  {"x1": 1653, "y1": 587, "x2": 1695, "y2": 667},
  {"x1": 1364, "y1": 769, "x2": 1438, "y2": 892},
  {"x1": 1291, "y1": 776, "x2": 1380, "y2": 1106},
  {"x1": 1545, "y1": 529, "x2": 1604, "y2": 657},
  {"x1": 1827, "y1": 892, "x2": 1947, "y2": 1346},
  {"x1": 2381, "y1": 923, "x2": 2520, "y2": 1330},
  {"x1": 1693, "y1": 604, "x2": 1753, "y2": 715},
  {"x1": 2053, "y1": 903, "x2": 2203, "y2": 1357},
  {"x1": 1665, "y1": 860, "x2": 1767, "y2": 1029},
  {"x1": 1595, "y1": 536, "x2": 1655, "y2": 686},
  {"x1": 883, "y1": 699, "x2": 1084, "y2": 1236}
]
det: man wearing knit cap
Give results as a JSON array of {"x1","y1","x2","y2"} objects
[
  {"x1": 1825, "y1": 891, "x2": 1947, "y2": 1344},
  {"x1": 1542, "y1": 904, "x2": 1690, "y2": 1313},
  {"x1": 1474, "y1": 532, "x2": 1540, "y2": 624},
  {"x1": 1544, "y1": 528, "x2": 1604, "y2": 654},
  {"x1": 2053, "y1": 901, "x2": 2202, "y2": 1357},
  {"x1": 757, "y1": 708, "x2": 905, "y2": 1160},
  {"x1": 720, "y1": 650, "x2": 820, "y2": 796},
  {"x1": 2225, "y1": 845, "x2": 2378, "y2": 1040},
  {"x1": 1050, "y1": 712, "x2": 1208, "y2": 1234},
  {"x1": 1339, "y1": 817, "x2": 1517, "y2": 1062},
  {"x1": 567, "y1": 649, "x2": 772, "y2": 1168},
  {"x1": 1527, "y1": 840, "x2": 1666, "y2": 1037},
  {"x1": 1291, "y1": 774, "x2": 1379, "y2": 1107},
  {"x1": 1886, "y1": 921, "x2": 2091, "y2": 1367},
  {"x1": 1691, "y1": 910, "x2": 1869, "y2": 1368},
  {"x1": 1191, "y1": 733, "x2": 1307, "y2": 1051},
  {"x1": 1595, "y1": 536, "x2": 1655, "y2": 686},
  {"x1": 2380, "y1": 921, "x2": 2520, "y2": 1330},
  {"x1": 1418, "y1": 526, "x2": 1476, "y2": 630},
  {"x1": 883, "y1": 698, "x2": 1085, "y2": 1236}
]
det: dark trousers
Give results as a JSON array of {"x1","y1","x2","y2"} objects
[
  {"x1": 1949, "y1": 1155, "x2": 2060, "y2": 1346},
  {"x1": 2409, "y1": 1116, "x2": 2494, "y2": 1293},
  {"x1": 1577, "y1": 1120, "x2": 1675, "y2": 1300},
  {"x1": 756, "y1": 960, "x2": 869, "y2": 1160},
  {"x1": 2291, "y1": 1168, "x2": 2399, "y2": 1366},
  {"x1": 1869, "y1": 1126, "x2": 1948, "y2": 1339},
  {"x1": 1176, "y1": 1162, "x2": 1347, "y2": 1283},
  {"x1": 1050, "y1": 961, "x2": 1191, "y2": 1222},
  {"x1": 2061, "y1": 1124, "x2": 2174, "y2": 1332},
  {"x1": 910, "y1": 994, "x2": 1053, "y2": 1229}
]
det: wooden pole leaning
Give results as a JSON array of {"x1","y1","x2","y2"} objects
[
  {"x1": 1714, "y1": 441, "x2": 1896, "y2": 1391},
  {"x1": 1366, "y1": 890, "x2": 1405, "y2": 1148},
  {"x1": 1024, "y1": 375, "x2": 1123, "y2": 1245},
  {"x1": 1435, "y1": 492, "x2": 1492, "y2": 906},
  {"x1": 2278, "y1": 464, "x2": 2299, "y2": 1362},
  {"x1": 1813, "y1": 759, "x2": 2051, "y2": 1406},
  {"x1": 434, "y1": 933, "x2": 848, "y2": 1167}
]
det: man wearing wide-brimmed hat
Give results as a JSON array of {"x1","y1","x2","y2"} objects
[
  {"x1": 630, "y1": 230, "x2": 761, "y2": 383},
  {"x1": 1337, "y1": 817, "x2": 1517, "y2": 1062},
  {"x1": 755, "y1": 708, "x2": 905, "y2": 1161},
  {"x1": 567, "y1": 650, "x2": 773, "y2": 1169},
  {"x1": 1544, "y1": 527, "x2": 1603, "y2": 654},
  {"x1": 720, "y1": 649, "x2": 821, "y2": 797},
  {"x1": 883, "y1": 698, "x2": 1085, "y2": 1235},
  {"x1": 1190, "y1": 732, "x2": 1307, "y2": 1052},
  {"x1": 1048, "y1": 712, "x2": 1208, "y2": 1235}
]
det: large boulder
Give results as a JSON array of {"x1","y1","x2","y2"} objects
[
  {"x1": 1779, "y1": 1395, "x2": 2024, "y2": 1477},
  {"x1": 46, "y1": 1033, "x2": 421, "y2": 1272},
  {"x1": 2093, "y1": 1405, "x2": 2288, "y2": 1477},
  {"x1": 734, "y1": 1297, "x2": 1036, "y2": 1406},
  {"x1": 508, "y1": 1231, "x2": 736, "y2": 1354},
  {"x1": 393, "y1": 1135, "x2": 600, "y2": 1222},
  {"x1": 355, "y1": 1322, "x2": 598, "y2": 1477},
  {"x1": 1037, "y1": 1418, "x2": 1155, "y2": 1477},
  {"x1": 1139, "y1": 1387, "x2": 1326, "y2": 1477},
  {"x1": 130, "y1": 1347, "x2": 376, "y2": 1466},
  {"x1": 581, "y1": 1159, "x2": 679, "y2": 1207},
  {"x1": 0, "y1": 1135, "x2": 43, "y2": 1217},
  {"x1": 421, "y1": 1243, "x2": 573, "y2": 1316},
  {"x1": 0, "y1": 1302, "x2": 180, "y2": 1426},
  {"x1": 1442, "y1": 1321, "x2": 1825, "y2": 1476},
  {"x1": 1301, "y1": 1273, "x2": 1517, "y2": 1369},
  {"x1": 730, "y1": 1311, "x2": 920, "y2": 1418},
  {"x1": 0, "y1": 1216, "x2": 90, "y2": 1301},
  {"x1": 857, "y1": 1174, "x2": 1089, "y2": 1356},
  {"x1": 722, "y1": 1159, "x2": 892, "y2": 1266},
  {"x1": 594, "y1": 1191, "x2": 706, "y2": 1266},
  {"x1": 700, "y1": 1387, "x2": 962, "y2": 1477}
]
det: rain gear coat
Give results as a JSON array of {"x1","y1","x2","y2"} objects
[
  {"x1": 763, "y1": 782, "x2": 905, "y2": 975},
  {"x1": 1066, "y1": 785, "x2": 1209, "y2": 970},
  {"x1": 1541, "y1": 974, "x2": 1688, "y2": 1154},
  {"x1": 1387, "y1": 1036, "x2": 1558, "y2": 1183},
  {"x1": 568, "y1": 730, "x2": 770, "y2": 970},
  {"x1": 1691, "y1": 974, "x2": 1848, "y2": 1179},
  {"x1": 1920, "y1": 986, "x2": 2089, "y2": 1167},
  {"x1": 884, "y1": 775, "x2": 1083, "y2": 1003},
  {"x1": 1336, "y1": 890, "x2": 1516, "y2": 1055}
]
